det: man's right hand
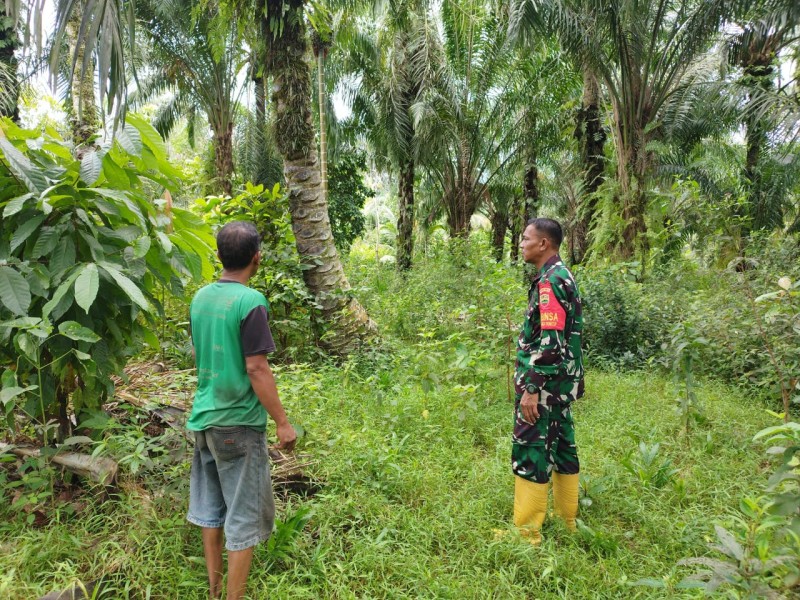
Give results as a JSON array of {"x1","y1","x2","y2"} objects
[
  {"x1": 275, "y1": 420, "x2": 297, "y2": 452},
  {"x1": 520, "y1": 390, "x2": 541, "y2": 424}
]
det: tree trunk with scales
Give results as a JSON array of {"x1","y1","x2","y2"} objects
[
  {"x1": 268, "y1": 0, "x2": 376, "y2": 354},
  {"x1": 571, "y1": 68, "x2": 606, "y2": 264},
  {"x1": 67, "y1": 0, "x2": 100, "y2": 156},
  {"x1": 397, "y1": 158, "x2": 416, "y2": 270},
  {"x1": 212, "y1": 121, "x2": 234, "y2": 196}
]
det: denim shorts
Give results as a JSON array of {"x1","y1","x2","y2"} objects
[{"x1": 187, "y1": 426, "x2": 275, "y2": 551}]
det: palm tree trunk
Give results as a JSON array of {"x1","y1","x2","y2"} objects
[
  {"x1": 67, "y1": 1, "x2": 100, "y2": 153},
  {"x1": 490, "y1": 207, "x2": 508, "y2": 262},
  {"x1": 523, "y1": 163, "x2": 539, "y2": 222},
  {"x1": 0, "y1": 16, "x2": 20, "y2": 121},
  {"x1": 614, "y1": 109, "x2": 648, "y2": 261},
  {"x1": 268, "y1": 0, "x2": 375, "y2": 354},
  {"x1": 316, "y1": 51, "x2": 328, "y2": 204},
  {"x1": 572, "y1": 68, "x2": 605, "y2": 264},
  {"x1": 254, "y1": 73, "x2": 266, "y2": 130},
  {"x1": 509, "y1": 194, "x2": 524, "y2": 263},
  {"x1": 396, "y1": 159, "x2": 415, "y2": 270},
  {"x1": 742, "y1": 53, "x2": 776, "y2": 237},
  {"x1": 620, "y1": 172, "x2": 647, "y2": 261},
  {"x1": 213, "y1": 122, "x2": 234, "y2": 196}
]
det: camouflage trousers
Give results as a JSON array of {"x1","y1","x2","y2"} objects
[{"x1": 511, "y1": 400, "x2": 579, "y2": 484}]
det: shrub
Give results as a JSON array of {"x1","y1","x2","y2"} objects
[
  {"x1": 0, "y1": 116, "x2": 214, "y2": 442},
  {"x1": 193, "y1": 183, "x2": 322, "y2": 360}
]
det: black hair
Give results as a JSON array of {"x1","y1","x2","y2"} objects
[
  {"x1": 216, "y1": 221, "x2": 260, "y2": 270},
  {"x1": 526, "y1": 218, "x2": 563, "y2": 247}
]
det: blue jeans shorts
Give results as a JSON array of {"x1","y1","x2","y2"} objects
[{"x1": 187, "y1": 426, "x2": 275, "y2": 551}]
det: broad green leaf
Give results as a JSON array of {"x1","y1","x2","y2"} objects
[
  {"x1": 138, "y1": 324, "x2": 160, "y2": 350},
  {"x1": 59, "y1": 436, "x2": 93, "y2": 447},
  {"x1": 0, "y1": 317, "x2": 42, "y2": 329},
  {"x1": 15, "y1": 332, "x2": 38, "y2": 361},
  {"x1": 80, "y1": 412, "x2": 112, "y2": 430},
  {"x1": 99, "y1": 262, "x2": 150, "y2": 310},
  {"x1": 127, "y1": 114, "x2": 167, "y2": 160},
  {"x1": 80, "y1": 150, "x2": 103, "y2": 185},
  {"x1": 73, "y1": 349, "x2": 91, "y2": 360},
  {"x1": 156, "y1": 230, "x2": 173, "y2": 253},
  {"x1": 0, "y1": 266, "x2": 31, "y2": 316},
  {"x1": 74, "y1": 263, "x2": 99, "y2": 313},
  {"x1": 94, "y1": 198, "x2": 122, "y2": 218},
  {"x1": 92, "y1": 189, "x2": 146, "y2": 228},
  {"x1": 78, "y1": 230, "x2": 107, "y2": 263},
  {"x1": 0, "y1": 385, "x2": 38, "y2": 405},
  {"x1": 101, "y1": 153, "x2": 129, "y2": 188},
  {"x1": 31, "y1": 227, "x2": 60, "y2": 259},
  {"x1": 27, "y1": 326, "x2": 51, "y2": 339},
  {"x1": 42, "y1": 269, "x2": 80, "y2": 318},
  {"x1": 0, "y1": 138, "x2": 48, "y2": 193},
  {"x1": 42, "y1": 141, "x2": 73, "y2": 159},
  {"x1": 115, "y1": 123, "x2": 143, "y2": 156},
  {"x1": 91, "y1": 187, "x2": 129, "y2": 202},
  {"x1": 140, "y1": 146, "x2": 181, "y2": 181},
  {"x1": 1, "y1": 369, "x2": 16, "y2": 388},
  {"x1": 133, "y1": 236, "x2": 151, "y2": 259},
  {"x1": 50, "y1": 238, "x2": 77, "y2": 281},
  {"x1": 10, "y1": 215, "x2": 45, "y2": 252},
  {"x1": 3, "y1": 192, "x2": 34, "y2": 217},
  {"x1": 170, "y1": 235, "x2": 202, "y2": 279},
  {"x1": 58, "y1": 321, "x2": 101, "y2": 342}
]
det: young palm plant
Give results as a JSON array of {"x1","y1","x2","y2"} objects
[
  {"x1": 131, "y1": 0, "x2": 247, "y2": 195},
  {"x1": 413, "y1": 0, "x2": 529, "y2": 239}
]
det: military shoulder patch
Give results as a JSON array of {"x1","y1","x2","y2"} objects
[{"x1": 539, "y1": 282, "x2": 566, "y2": 330}]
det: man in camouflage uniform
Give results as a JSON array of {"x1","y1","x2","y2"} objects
[{"x1": 512, "y1": 218, "x2": 584, "y2": 544}]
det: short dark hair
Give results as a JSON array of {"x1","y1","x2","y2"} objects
[
  {"x1": 217, "y1": 221, "x2": 260, "y2": 270},
  {"x1": 526, "y1": 218, "x2": 563, "y2": 247}
]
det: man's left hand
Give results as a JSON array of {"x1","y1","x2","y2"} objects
[{"x1": 520, "y1": 390, "x2": 540, "y2": 424}]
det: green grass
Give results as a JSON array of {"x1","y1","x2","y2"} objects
[
  {"x1": 0, "y1": 241, "x2": 788, "y2": 598},
  {"x1": 0, "y1": 364, "x2": 778, "y2": 599}
]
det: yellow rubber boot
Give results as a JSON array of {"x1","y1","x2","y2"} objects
[
  {"x1": 552, "y1": 472, "x2": 579, "y2": 531},
  {"x1": 513, "y1": 476, "x2": 549, "y2": 545}
]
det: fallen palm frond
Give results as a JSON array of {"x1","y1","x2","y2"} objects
[
  {"x1": 113, "y1": 360, "x2": 319, "y2": 492},
  {"x1": 0, "y1": 443, "x2": 118, "y2": 487}
]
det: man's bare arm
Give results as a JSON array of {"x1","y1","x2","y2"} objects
[{"x1": 245, "y1": 354, "x2": 297, "y2": 450}]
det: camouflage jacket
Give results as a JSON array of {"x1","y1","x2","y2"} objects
[{"x1": 514, "y1": 254, "x2": 584, "y2": 405}]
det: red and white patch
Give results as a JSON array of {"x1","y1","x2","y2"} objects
[{"x1": 539, "y1": 282, "x2": 566, "y2": 330}]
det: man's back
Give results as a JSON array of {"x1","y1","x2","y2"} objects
[{"x1": 188, "y1": 281, "x2": 270, "y2": 431}]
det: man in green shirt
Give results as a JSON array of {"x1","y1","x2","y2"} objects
[
  {"x1": 187, "y1": 221, "x2": 296, "y2": 600},
  {"x1": 512, "y1": 218, "x2": 584, "y2": 544}
]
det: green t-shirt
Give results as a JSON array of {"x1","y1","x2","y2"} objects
[{"x1": 187, "y1": 281, "x2": 275, "y2": 431}]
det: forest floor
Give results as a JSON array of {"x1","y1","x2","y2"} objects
[
  {"x1": 2, "y1": 243, "x2": 790, "y2": 598},
  {"x1": 0, "y1": 360, "x2": 779, "y2": 599}
]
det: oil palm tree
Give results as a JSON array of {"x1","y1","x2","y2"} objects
[
  {"x1": 512, "y1": 0, "x2": 743, "y2": 260},
  {"x1": 728, "y1": 0, "x2": 800, "y2": 237},
  {"x1": 336, "y1": 0, "x2": 434, "y2": 270},
  {"x1": 265, "y1": 0, "x2": 376, "y2": 352},
  {"x1": 0, "y1": 0, "x2": 20, "y2": 120},
  {"x1": 413, "y1": 0, "x2": 529, "y2": 239},
  {"x1": 131, "y1": 0, "x2": 246, "y2": 195},
  {"x1": 49, "y1": 0, "x2": 378, "y2": 352}
]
